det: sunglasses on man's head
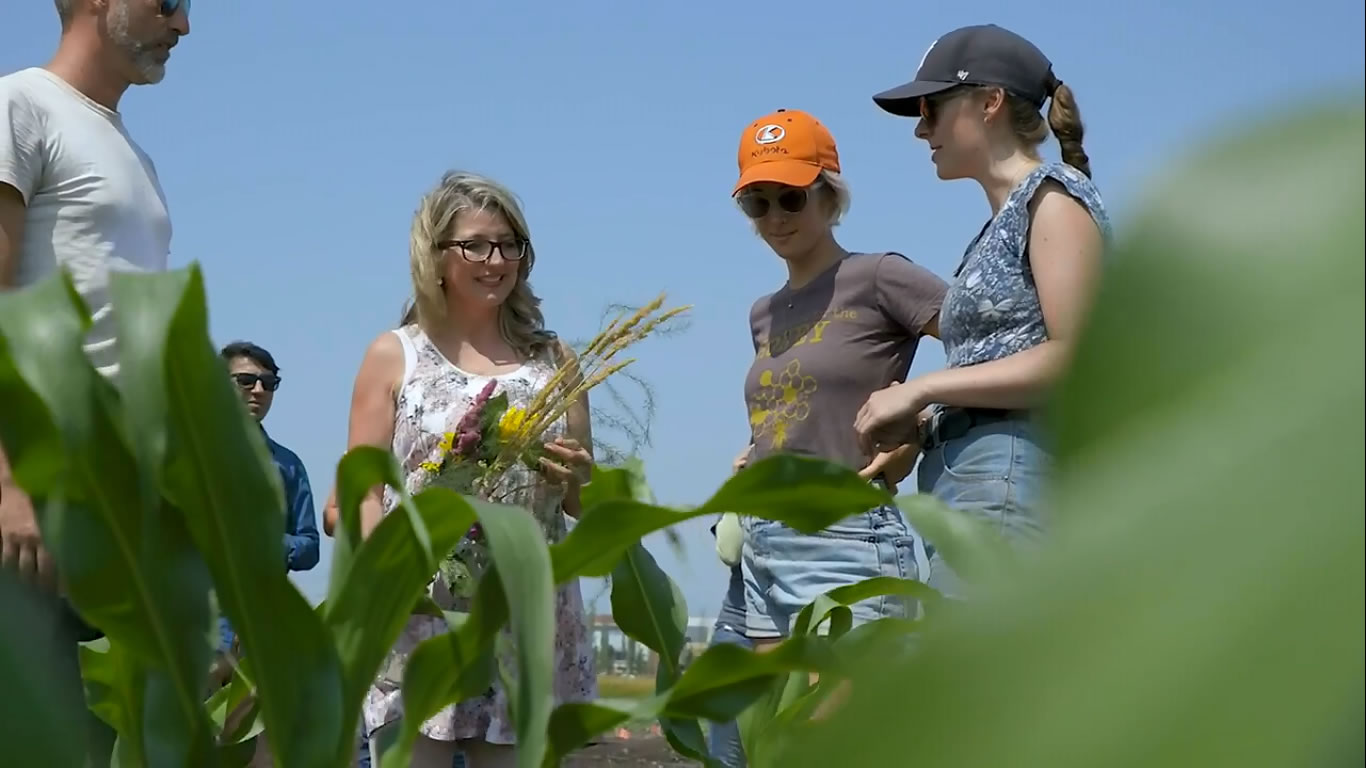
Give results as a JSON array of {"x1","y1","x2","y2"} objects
[
  {"x1": 737, "y1": 186, "x2": 810, "y2": 219},
  {"x1": 159, "y1": 0, "x2": 190, "y2": 17},
  {"x1": 232, "y1": 372, "x2": 281, "y2": 392}
]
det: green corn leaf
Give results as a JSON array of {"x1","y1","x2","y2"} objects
[
  {"x1": 382, "y1": 497, "x2": 555, "y2": 768},
  {"x1": 552, "y1": 454, "x2": 889, "y2": 581},
  {"x1": 109, "y1": 266, "x2": 344, "y2": 767},
  {"x1": 324, "y1": 480, "x2": 476, "y2": 757},
  {"x1": 0, "y1": 272, "x2": 215, "y2": 766}
]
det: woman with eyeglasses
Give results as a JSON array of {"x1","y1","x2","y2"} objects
[
  {"x1": 343, "y1": 171, "x2": 596, "y2": 768},
  {"x1": 854, "y1": 25, "x2": 1111, "y2": 596},
  {"x1": 729, "y1": 109, "x2": 946, "y2": 659}
]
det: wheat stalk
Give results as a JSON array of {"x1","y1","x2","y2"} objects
[{"x1": 489, "y1": 295, "x2": 689, "y2": 469}]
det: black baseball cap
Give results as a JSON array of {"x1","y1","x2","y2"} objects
[{"x1": 872, "y1": 24, "x2": 1058, "y2": 117}]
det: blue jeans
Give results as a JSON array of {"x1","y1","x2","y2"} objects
[
  {"x1": 918, "y1": 416, "x2": 1050, "y2": 597},
  {"x1": 740, "y1": 505, "x2": 922, "y2": 639},
  {"x1": 707, "y1": 566, "x2": 753, "y2": 768}
]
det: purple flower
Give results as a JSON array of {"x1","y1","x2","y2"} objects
[
  {"x1": 466, "y1": 523, "x2": 483, "y2": 541},
  {"x1": 452, "y1": 380, "x2": 498, "y2": 457}
]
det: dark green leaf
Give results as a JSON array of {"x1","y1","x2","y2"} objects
[
  {"x1": 553, "y1": 454, "x2": 889, "y2": 581},
  {"x1": 383, "y1": 498, "x2": 555, "y2": 768},
  {"x1": 111, "y1": 266, "x2": 344, "y2": 767},
  {"x1": 539, "y1": 639, "x2": 828, "y2": 765},
  {"x1": 324, "y1": 484, "x2": 476, "y2": 754},
  {"x1": 0, "y1": 273, "x2": 215, "y2": 766},
  {"x1": 0, "y1": 572, "x2": 87, "y2": 768}
]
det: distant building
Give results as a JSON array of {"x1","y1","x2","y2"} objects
[{"x1": 590, "y1": 614, "x2": 717, "y2": 676}]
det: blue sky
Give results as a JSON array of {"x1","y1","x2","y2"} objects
[{"x1": 4, "y1": 2, "x2": 1362, "y2": 617}]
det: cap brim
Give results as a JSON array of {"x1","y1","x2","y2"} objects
[
  {"x1": 871, "y1": 80, "x2": 958, "y2": 117},
  {"x1": 732, "y1": 160, "x2": 823, "y2": 195}
]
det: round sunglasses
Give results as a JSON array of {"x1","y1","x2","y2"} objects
[{"x1": 737, "y1": 186, "x2": 811, "y2": 219}]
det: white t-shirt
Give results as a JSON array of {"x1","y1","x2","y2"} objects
[{"x1": 0, "y1": 67, "x2": 171, "y2": 377}]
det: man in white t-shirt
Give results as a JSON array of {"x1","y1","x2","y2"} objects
[{"x1": 0, "y1": 0, "x2": 190, "y2": 618}]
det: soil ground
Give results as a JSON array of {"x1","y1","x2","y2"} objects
[{"x1": 563, "y1": 732, "x2": 695, "y2": 767}]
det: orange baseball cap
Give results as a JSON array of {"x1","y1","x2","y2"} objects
[{"x1": 733, "y1": 109, "x2": 841, "y2": 195}]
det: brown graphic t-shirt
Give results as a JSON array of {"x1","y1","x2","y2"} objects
[{"x1": 744, "y1": 252, "x2": 948, "y2": 470}]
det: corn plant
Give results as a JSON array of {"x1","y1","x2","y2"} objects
[{"x1": 1, "y1": 100, "x2": 1362, "y2": 768}]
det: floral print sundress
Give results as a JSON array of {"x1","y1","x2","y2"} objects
[{"x1": 361, "y1": 324, "x2": 597, "y2": 745}]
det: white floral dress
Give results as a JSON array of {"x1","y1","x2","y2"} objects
[{"x1": 362, "y1": 324, "x2": 597, "y2": 744}]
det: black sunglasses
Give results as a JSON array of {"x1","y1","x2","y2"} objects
[
  {"x1": 737, "y1": 186, "x2": 810, "y2": 219},
  {"x1": 159, "y1": 0, "x2": 190, "y2": 16},
  {"x1": 919, "y1": 85, "x2": 986, "y2": 127},
  {"x1": 437, "y1": 238, "x2": 530, "y2": 263},
  {"x1": 232, "y1": 372, "x2": 281, "y2": 392}
]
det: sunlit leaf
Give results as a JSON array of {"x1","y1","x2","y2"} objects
[
  {"x1": 323, "y1": 463, "x2": 474, "y2": 757},
  {"x1": 382, "y1": 498, "x2": 555, "y2": 768},
  {"x1": 0, "y1": 273, "x2": 215, "y2": 766},
  {"x1": 111, "y1": 267, "x2": 344, "y2": 767},
  {"x1": 553, "y1": 455, "x2": 889, "y2": 581}
]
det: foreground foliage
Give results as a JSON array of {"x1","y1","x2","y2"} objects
[{"x1": 1, "y1": 101, "x2": 1362, "y2": 768}]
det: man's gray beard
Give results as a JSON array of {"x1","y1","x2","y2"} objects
[{"x1": 109, "y1": 0, "x2": 166, "y2": 85}]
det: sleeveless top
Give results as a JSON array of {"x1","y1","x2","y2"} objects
[
  {"x1": 939, "y1": 162, "x2": 1111, "y2": 369},
  {"x1": 383, "y1": 324, "x2": 570, "y2": 590},
  {"x1": 364, "y1": 324, "x2": 596, "y2": 744}
]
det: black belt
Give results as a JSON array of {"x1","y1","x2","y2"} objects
[{"x1": 920, "y1": 407, "x2": 1021, "y2": 450}]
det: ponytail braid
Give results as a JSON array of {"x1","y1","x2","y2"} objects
[{"x1": 1047, "y1": 82, "x2": 1091, "y2": 178}]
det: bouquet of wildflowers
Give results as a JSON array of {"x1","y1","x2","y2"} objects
[{"x1": 419, "y1": 294, "x2": 689, "y2": 595}]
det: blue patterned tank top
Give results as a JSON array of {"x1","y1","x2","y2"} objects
[{"x1": 940, "y1": 162, "x2": 1111, "y2": 368}]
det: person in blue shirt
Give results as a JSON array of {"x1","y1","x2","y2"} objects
[{"x1": 218, "y1": 340, "x2": 320, "y2": 654}]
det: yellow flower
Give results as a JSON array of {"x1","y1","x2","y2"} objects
[
  {"x1": 498, "y1": 407, "x2": 528, "y2": 442},
  {"x1": 437, "y1": 431, "x2": 456, "y2": 455}
]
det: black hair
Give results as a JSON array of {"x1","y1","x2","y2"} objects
[{"x1": 219, "y1": 340, "x2": 280, "y2": 375}]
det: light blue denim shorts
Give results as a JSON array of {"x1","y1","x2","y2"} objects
[
  {"x1": 918, "y1": 412, "x2": 1051, "y2": 597},
  {"x1": 739, "y1": 500, "x2": 928, "y2": 640}
]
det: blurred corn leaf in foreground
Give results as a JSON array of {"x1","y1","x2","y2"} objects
[{"x1": 774, "y1": 103, "x2": 1365, "y2": 767}]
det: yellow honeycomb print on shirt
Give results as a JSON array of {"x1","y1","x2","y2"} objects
[{"x1": 748, "y1": 359, "x2": 818, "y2": 451}]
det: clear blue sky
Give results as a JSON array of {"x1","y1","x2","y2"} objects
[{"x1": 4, "y1": 2, "x2": 1363, "y2": 617}]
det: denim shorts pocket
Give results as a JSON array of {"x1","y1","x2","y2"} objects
[{"x1": 940, "y1": 423, "x2": 1017, "y2": 480}]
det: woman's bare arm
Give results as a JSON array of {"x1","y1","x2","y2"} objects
[{"x1": 340, "y1": 332, "x2": 404, "y2": 538}]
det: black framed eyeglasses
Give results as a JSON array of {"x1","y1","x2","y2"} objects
[
  {"x1": 159, "y1": 0, "x2": 190, "y2": 17},
  {"x1": 437, "y1": 238, "x2": 530, "y2": 263},
  {"x1": 232, "y1": 372, "x2": 281, "y2": 392},
  {"x1": 737, "y1": 186, "x2": 811, "y2": 219}
]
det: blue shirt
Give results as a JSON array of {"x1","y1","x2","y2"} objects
[
  {"x1": 267, "y1": 433, "x2": 320, "y2": 573},
  {"x1": 940, "y1": 162, "x2": 1111, "y2": 369},
  {"x1": 218, "y1": 430, "x2": 319, "y2": 653}
]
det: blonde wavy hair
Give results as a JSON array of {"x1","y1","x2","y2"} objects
[{"x1": 403, "y1": 171, "x2": 556, "y2": 360}]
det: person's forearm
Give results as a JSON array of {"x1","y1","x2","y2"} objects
[
  {"x1": 916, "y1": 340, "x2": 1069, "y2": 411},
  {"x1": 358, "y1": 493, "x2": 384, "y2": 539}
]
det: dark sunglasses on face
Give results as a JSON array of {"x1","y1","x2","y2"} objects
[
  {"x1": 738, "y1": 186, "x2": 810, "y2": 219},
  {"x1": 160, "y1": 0, "x2": 190, "y2": 16},
  {"x1": 919, "y1": 85, "x2": 985, "y2": 127},
  {"x1": 232, "y1": 372, "x2": 280, "y2": 392},
  {"x1": 437, "y1": 238, "x2": 530, "y2": 263}
]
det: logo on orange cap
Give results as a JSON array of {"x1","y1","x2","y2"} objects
[{"x1": 733, "y1": 109, "x2": 840, "y2": 195}]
